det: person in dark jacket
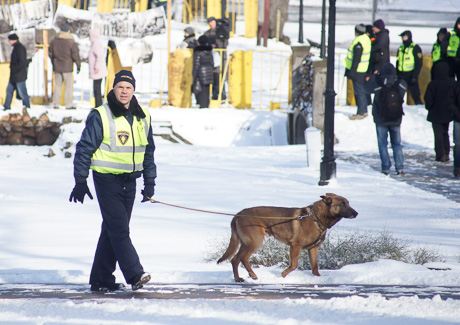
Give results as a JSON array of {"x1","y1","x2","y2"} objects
[
  {"x1": 49, "y1": 23, "x2": 81, "y2": 109},
  {"x1": 396, "y1": 30, "x2": 423, "y2": 105},
  {"x1": 448, "y1": 80, "x2": 460, "y2": 176},
  {"x1": 424, "y1": 61, "x2": 455, "y2": 162},
  {"x1": 205, "y1": 16, "x2": 228, "y2": 100},
  {"x1": 193, "y1": 35, "x2": 214, "y2": 108},
  {"x1": 3, "y1": 33, "x2": 30, "y2": 111},
  {"x1": 441, "y1": 17, "x2": 460, "y2": 80},
  {"x1": 369, "y1": 19, "x2": 390, "y2": 74},
  {"x1": 365, "y1": 62, "x2": 408, "y2": 175},
  {"x1": 179, "y1": 26, "x2": 197, "y2": 49},
  {"x1": 70, "y1": 70, "x2": 155, "y2": 292}
]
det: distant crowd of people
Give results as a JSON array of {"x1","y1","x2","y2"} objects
[
  {"x1": 178, "y1": 17, "x2": 229, "y2": 108},
  {"x1": 3, "y1": 23, "x2": 106, "y2": 112},
  {"x1": 345, "y1": 17, "x2": 460, "y2": 178}
]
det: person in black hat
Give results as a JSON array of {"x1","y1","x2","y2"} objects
[
  {"x1": 3, "y1": 33, "x2": 30, "y2": 111},
  {"x1": 204, "y1": 16, "x2": 228, "y2": 101},
  {"x1": 369, "y1": 19, "x2": 390, "y2": 75},
  {"x1": 396, "y1": 30, "x2": 423, "y2": 105},
  {"x1": 441, "y1": 17, "x2": 460, "y2": 80},
  {"x1": 193, "y1": 35, "x2": 214, "y2": 108},
  {"x1": 70, "y1": 69, "x2": 156, "y2": 292},
  {"x1": 344, "y1": 24, "x2": 372, "y2": 120}
]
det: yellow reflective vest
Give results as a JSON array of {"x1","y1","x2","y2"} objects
[
  {"x1": 397, "y1": 43, "x2": 416, "y2": 72},
  {"x1": 431, "y1": 43, "x2": 441, "y2": 63},
  {"x1": 447, "y1": 30, "x2": 460, "y2": 58},
  {"x1": 90, "y1": 104, "x2": 150, "y2": 174},
  {"x1": 343, "y1": 34, "x2": 371, "y2": 73}
]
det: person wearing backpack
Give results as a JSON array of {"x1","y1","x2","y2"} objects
[
  {"x1": 365, "y1": 62, "x2": 408, "y2": 175},
  {"x1": 424, "y1": 61, "x2": 455, "y2": 162}
]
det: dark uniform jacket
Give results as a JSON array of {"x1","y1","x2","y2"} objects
[
  {"x1": 365, "y1": 62, "x2": 407, "y2": 126},
  {"x1": 49, "y1": 31, "x2": 81, "y2": 73},
  {"x1": 424, "y1": 61, "x2": 456, "y2": 124},
  {"x1": 183, "y1": 34, "x2": 198, "y2": 49},
  {"x1": 396, "y1": 38, "x2": 423, "y2": 82},
  {"x1": 193, "y1": 44, "x2": 214, "y2": 86},
  {"x1": 73, "y1": 91, "x2": 157, "y2": 184},
  {"x1": 9, "y1": 41, "x2": 28, "y2": 83}
]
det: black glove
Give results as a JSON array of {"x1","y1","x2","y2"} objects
[
  {"x1": 69, "y1": 181, "x2": 93, "y2": 204},
  {"x1": 141, "y1": 183, "x2": 155, "y2": 202},
  {"x1": 410, "y1": 77, "x2": 418, "y2": 84},
  {"x1": 76, "y1": 67, "x2": 81, "y2": 74}
]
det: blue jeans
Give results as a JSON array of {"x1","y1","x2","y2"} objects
[
  {"x1": 4, "y1": 81, "x2": 30, "y2": 109},
  {"x1": 352, "y1": 80, "x2": 368, "y2": 116},
  {"x1": 453, "y1": 121, "x2": 460, "y2": 169},
  {"x1": 376, "y1": 124, "x2": 404, "y2": 172}
]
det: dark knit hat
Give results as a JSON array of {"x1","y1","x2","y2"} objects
[
  {"x1": 198, "y1": 35, "x2": 208, "y2": 45},
  {"x1": 113, "y1": 70, "x2": 136, "y2": 90},
  {"x1": 207, "y1": 16, "x2": 216, "y2": 23},
  {"x1": 60, "y1": 23, "x2": 70, "y2": 32},
  {"x1": 355, "y1": 24, "x2": 366, "y2": 35},
  {"x1": 8, "y1": 33, "x2": 18, "y2": 41},
  {"x1": 373, "y1": 19, "x2": 385, "y2": 30}
]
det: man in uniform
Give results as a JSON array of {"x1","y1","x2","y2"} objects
[
  {"x1": 70, "y1": 70, "x2": 156, "y2": 292},
  {"x1": 344, "y1": 24, "x2": 371, "y2": 120},
  {"x1": 441, "y1": 17, "x2": 460, "y2": 81},
  {"x1": 396, "y1": 30, "x2": 423, "y2": 105}
]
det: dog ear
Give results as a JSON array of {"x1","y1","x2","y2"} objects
[
  {"x1": 325, "y1": 193, "x2": 337, "y2": 197},
  {"x1": 320, "y1": 195, "x2": 332, "y2": 205}
]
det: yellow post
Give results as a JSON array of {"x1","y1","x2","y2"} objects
[
  {"x1": 0, "y1": 63, "x2": 10, "y2": 106},
  {"x1": 229, "y1": 50, "x2": 253, "y2": 109},
  {"x1": 98, "y1": 0, "x2": 114, "y2": 13},
  {"x1": 244, "y1": 0, "x2": 258, "y2": 38},
  {"x1": 346, "y1": 78, "x2": 356, "y2": 106},
  {"x1": 135, "y1": 0, "x2": 148, "y2": 11},
  {"x1": 168, "y1": 49, "x2": 193, "y2": 108},
  {"x1": 43, "y1": 30, "x2": 49, "y2": 103},
  {"x1": 407, "y1": 54, "x2": 431, "y2": 105},
  {"x1": 58, "y1": 0, "x2": 73, "y2": 6},
  {"x1": 207, "y1": 0, "x2": 221, "y2": 19}
]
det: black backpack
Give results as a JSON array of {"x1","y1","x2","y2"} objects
[
  {"x1": 380, "y1": 82, "x2": 404, "y2": 120},
  {"x1": 216, "y1": 18, "x2": 230, "y2": 40}
]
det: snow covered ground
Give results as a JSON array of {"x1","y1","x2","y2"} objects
[{"x1": 1, "y1": 2, "x2": 460, "y2": 324}]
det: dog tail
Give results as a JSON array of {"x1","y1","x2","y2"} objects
[{"x1": 217, "y1": 217, "x2": 240, "y2": 264}]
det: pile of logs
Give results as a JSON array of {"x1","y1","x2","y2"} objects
[{"x1": 0, "y1": 108, "x2": 61, "y2": 145}]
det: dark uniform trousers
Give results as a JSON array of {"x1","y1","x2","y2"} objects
[{"x1": 89, "y1": 171, "x2": 144, "y2": 285}]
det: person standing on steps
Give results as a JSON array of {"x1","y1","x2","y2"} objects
[{"x1": 70, "y1": 70, "x2": 155, "y2": 292}]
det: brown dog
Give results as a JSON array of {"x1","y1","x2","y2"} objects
[{"x1": 217, "y1": 193, "x2": 358, "y2": 282}]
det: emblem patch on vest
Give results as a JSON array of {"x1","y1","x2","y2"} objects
[{"x1": 117, "y1": 131, "x2": 130, "y2": 145}]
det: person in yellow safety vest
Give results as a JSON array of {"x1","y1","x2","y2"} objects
[
  {"x1": 70, "y1": 70, "x2": 156, "y2": 293},
  {"x1": 441, "y1": 17, "x2": 460, "y2": 80},
  {"x1": 432, "y1": 28, "x2": 448, "y2": 64},
  {"x1": 396, "y1": 30, "x2": 423, "y2": 105},
  {"x1": 344, "y1": 24, "x2": 371, "y2": 120},
  {"x1": 431, "y1": 28, "x2": 448, "y2": 80}
]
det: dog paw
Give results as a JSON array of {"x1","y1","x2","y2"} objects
[{"x1": 234, "y1": 277, "x2": 245, "y2": 283}]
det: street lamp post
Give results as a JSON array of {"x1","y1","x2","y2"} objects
[
  {"x1": 298, "y1": 0, "x2": 304, "y2": 43},
  {"x1": 320, "y1": 0, "x2": 326, "y2": 58},
  {"x1": 319, "y1": 0, "x2": 337, "y2": 186}
]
